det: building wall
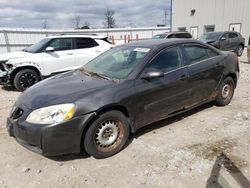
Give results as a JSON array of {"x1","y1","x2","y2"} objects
[{"x1": 172, "y1": 0, "x2": 250, "y2": 43}]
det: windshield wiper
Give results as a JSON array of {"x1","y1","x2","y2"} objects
[
  {"x1": 80, "y1": 68, "x2": 110, "y2": 80},
  {"x1": 88, "y1": 71, "x2": 110, "y2": 80}
]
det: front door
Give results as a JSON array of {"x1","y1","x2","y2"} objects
[
  {"x1": 133, "y1": 46, "x2": 191, "y2": 127},
  {"x1": 41, "y1": 38, "x2": 75, "y2": 75}
]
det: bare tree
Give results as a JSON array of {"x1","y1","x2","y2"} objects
[
  {"x1": 74, "y1": 15, "x2": 81, "y2": 29},
  {"x1": 42, "y1": 19, "x2": 47, "y2": 29},
  {"x1": 103, "y1": 8, "x2": 116, "y2": 28}
]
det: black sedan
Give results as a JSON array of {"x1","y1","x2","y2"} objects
[{"x1": 7, "y1": 39, "x2": 239, "y2": 158}]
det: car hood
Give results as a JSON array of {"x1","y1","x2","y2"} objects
[
  {"x1": 16, "y1": 70, "x2": 115, "y2": 110},
  {"x1": 0, "y1": 51, "x2": 32, "y2": 62}
]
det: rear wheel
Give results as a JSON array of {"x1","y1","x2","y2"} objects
[
  {"x1": 13, "y1": 69, "x2": 40, "y2": 91},
  {"x1": 237, "y1": 45, "x2": 244, "y2": 56},
  {"x1": 84, "y1": 110, "x2": 130, "y2": 159},
  {"x1": 215, "y1": 77, "x2": 235, "y2": 106}
]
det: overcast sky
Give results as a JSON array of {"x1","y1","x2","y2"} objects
[{"x1": 0, "y1": 0, "x2": 171, "y2": 29}]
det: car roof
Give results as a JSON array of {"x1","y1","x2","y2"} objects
[
  {"x1": 122, "y1": 39, "x2": 201, "y2": 48},
  {"x1": 45, "y1": 35, "x2": 107, "y2": 39}
]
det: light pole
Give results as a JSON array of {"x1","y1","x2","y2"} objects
[{"x1": 170, "y1": 0, "x2": 173, "y2": 32}]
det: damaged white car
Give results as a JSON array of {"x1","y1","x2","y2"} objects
[{"x1": 0, "y1": 35, "x2": 113, "y2": 91}]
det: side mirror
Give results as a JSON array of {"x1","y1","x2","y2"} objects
[
  {"x1": 220, "y1": 37, "x2": 226, "y2": 41},
  {"x1": 141, "y1": 69, "x2": 164, "y2": 80},
  {"x1": 45, "y1": 47, "x2": 54, "y2": 52}
]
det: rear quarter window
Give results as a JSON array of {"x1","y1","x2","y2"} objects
[{"x1": 184, "y1": 45, "x2": 218, "y2": 65}]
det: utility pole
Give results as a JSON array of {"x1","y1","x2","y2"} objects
[{"x1": 164, "y1": 10, "x2": 168, "y2": 26}]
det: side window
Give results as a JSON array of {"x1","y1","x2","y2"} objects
[
  {"x1": 184, "y1": 45, "x2": 209, "y2": 65},
  {"x1": 49, "y1": 38, "x2": 72, "y2": 51},
  {"x1": 74, "y1": 38, "x2": 98, "y2": 49},
  {"x1": 222, "y1": 33, "x2": 229, "y2": 40},
  {"x1": 228, "y1": 33, "x2": 238, "y2": 39},
  {"x1": 167, "y1": 34, "x2": 174, "y2": 38},
  {"x1": 146, "y1": 47, "x2": 182, "y2": 73},
  {"x1": 206, "y1": 48, "x2": 219, "y2": 58}
]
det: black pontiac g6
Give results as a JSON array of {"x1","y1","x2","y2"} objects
[{"x1": 7, "y1": 39, "x2": 239, "y2": 158}]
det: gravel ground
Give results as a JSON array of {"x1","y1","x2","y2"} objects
[{"x1": 0, "y1": 50, "x2": 250, "y2": 188}]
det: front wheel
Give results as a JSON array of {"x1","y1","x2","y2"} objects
[
  {"x1": 236, "y1": 45, "x2": 244, "y2": 57},
  {"x1": 13, "y1": 69, "x2": 40, "y2": 91},
  {"x1": 215, "y1": 77, "x2": 235, "y2": 106},
  {"x1": 84, "y1": 110, "x2": 130, "y2": 159}
]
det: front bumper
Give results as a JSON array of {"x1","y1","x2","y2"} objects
[
  {"x1": 7, "y1": 112, "x2": 95, "y2": 156},
  {"x1": 0, "y1": 69, "x2": 11, "y2": 86}
]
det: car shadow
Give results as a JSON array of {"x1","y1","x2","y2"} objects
[
  {"x1": 47, "y1": 151, "x2": 90, "y2": 161},
  {"x1": 126, "y1": 102, "x2": 214, "y2": 147},
  {"x1": 1, "y1": 85, "x2": 19, "y2": 92}
]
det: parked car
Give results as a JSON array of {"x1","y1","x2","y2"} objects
[
  {"x1": 198, "y1": 31, "x2": 245, "y2": 56},
  {"x1": 0, "y1": 34, "x2": 113, "y2": 91},
  {"x1": 7, "y1": 39, "x2": 239, "y2": 159},
  {"x1": 153, "y1": 31, "x2": 192, "y2": 39}
]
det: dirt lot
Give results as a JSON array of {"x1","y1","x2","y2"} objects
[{"x1": 0, "y1": 51, "x2": 250, "y2": 188}]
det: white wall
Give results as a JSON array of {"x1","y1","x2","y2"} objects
[
  {"x1": 172, "y1": 0, "x2": 250, "y2": 44},
  {"x1": 0, "y1": 27, "x2": 170, "y2": 53}
]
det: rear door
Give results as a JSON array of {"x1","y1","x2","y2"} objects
[
  {"x1": 134, "y1": 46, "x2": 191, "y2": 127},
  {"x1": 73, "y1": 37, "x2": 105, "y2": 67},
  {"x1": 182, "y1": 44, "x2": 224, "y2": 104},
  {"x1": 228, "y1": 32, "x2": 240, "y2": 51}
]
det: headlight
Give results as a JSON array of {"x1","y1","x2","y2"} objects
[{"x1": 26, "y1": 104, "x2": 75, "y2": 124}]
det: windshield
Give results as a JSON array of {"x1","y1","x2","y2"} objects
[
  {"x1": 23, "y1": 38, "x2": 51, "y2": 53},
  {"x1": 83, "y1": 46, "x2": 151, "y2": 79},
  {"x1": 198, "y1": 32, "x2": 222, "y2": 41}
]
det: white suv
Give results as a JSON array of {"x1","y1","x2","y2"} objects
[{"x1": 0, "y1": 34, "x2": 113, "y2": 91}]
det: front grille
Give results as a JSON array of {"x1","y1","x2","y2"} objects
[{"x1": 11, "y1": 107, "x2": 24, "y2": 119}]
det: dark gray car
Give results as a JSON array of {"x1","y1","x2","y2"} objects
[
  {"x1": 153, "y1": 31, "x2": 192, "y2": 39},
  {"x1": 198, "y1": 31, "x2": 245, "y2": 56}
]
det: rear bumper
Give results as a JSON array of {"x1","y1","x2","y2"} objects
[{"x1": 7, "y1": 112, "x2": 96, "y2": 156}]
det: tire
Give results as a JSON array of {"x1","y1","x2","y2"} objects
[
  {"x1": 236, "y1": 45, "x2": 244, "y2": 57},
  {"x1": 215, "y1": 77, "x2": 235, "y2": 106},
  {"x1": 13, "y1": 69, "x2": 40, "y2": 92},
  {"x1": 84, "y1": 110, "x2": 130, "y2": 159}
]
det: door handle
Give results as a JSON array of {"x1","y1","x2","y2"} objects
[
  {"x1": 180, "y1": 75, "x2": 189, "y2": 81},
  {"x1": 67, "y1": 53, "x2": 73, "y2": 55}
]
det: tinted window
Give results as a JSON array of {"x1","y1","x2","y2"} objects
[
  {"x1": 228, "y1": 33, "x2": 238, "y2": 39},
  {"x1": 49, "y1": 38, "x2": 72, "y2": 51},
  {"x1": 184, "y1": 45, "x2": 211, "y2": 65},
  {"x1": 167, "y1": 34, "x2": 174, "y2": 38},
  {"x1": 206, "y1": 48, "x2": 219, "y2": 58},
  {"x1": 222, "y1": 33, "x2": 229, "y2": 39},
  {"x1": 74, "y1": 38, "x2": 98, "y2": 49},
  {"x1": 147, "y1": 47, "x2": 182, "y2": 73},
  {"x1": 175, "y1": 33, "x2": 192, "y2": 38}
]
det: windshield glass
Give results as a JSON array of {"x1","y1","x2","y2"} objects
[
  {"x1": 198, "y1": 32, "x2": 222, "y2": 41},
  {"x1": 83, "y1": 46, "x2": 151, "y2": 79},
  {"x1": 23, "y1": 38, "x2": 51, "y2": 53}
]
